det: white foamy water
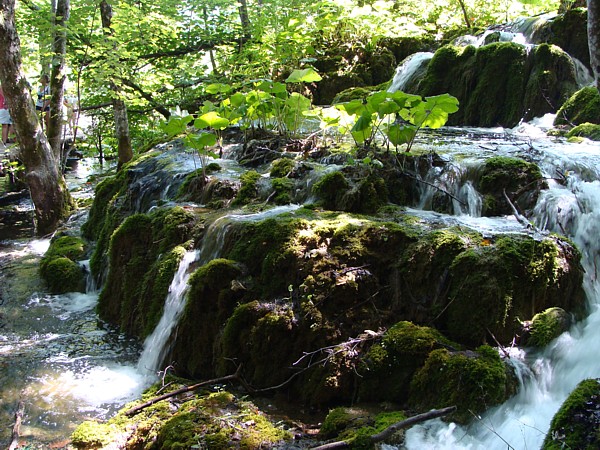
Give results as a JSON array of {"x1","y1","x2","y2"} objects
[{"x1": 405, "y1": 130, "x2": 600, "y2": 449}]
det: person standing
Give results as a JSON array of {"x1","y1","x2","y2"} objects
[
  {"x1": 0, "y1": 84, "x2": 13, "y2": 145},
  {"x1": 35, "y1": 74, "x2": 50, "y2": 130}
]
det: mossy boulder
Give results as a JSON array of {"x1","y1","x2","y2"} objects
[
  {"x1": 169, "y1": 258, "x2": 245, "y2": 377},
  {"x1": 72, "y1": 385, "x2": 291, "y2": 450},
  {"x1": 476, "y1": 156, "x2": 546, "y2": 217},
  {"x1": 418, "y1": 42, "x2": 578, "y2": 127},
  {"x1": 532, "y1": 8, "x2": 590, "y2": 71},
  {"x1": 358, "y1": 322, "x2": 460, "y2": 403},
  {"x1": 542, "y1": 378, "x2": 600, "y2": 450},
  {"x1": 96, "y1": 207, "x2": 197, "y2": 337},
  {"x1": 270, "y1": 157, "x2": 296, "y2": 178},
  {"x1": 313, "y1": 171, "x2": 388, "y2": 213},
  {"x1": 39, "y1": 235, "x2": 87, "y2": 294},
  {"x1": 522, "y1": 307, "x2": 572, "y2": 347},
  {"x1": 567, "y1": 122, "x2": 600, "y2": 141},
  {"x1": 554, "y1": 87, "x2": 600, "y2": 126},
  {"x1": 319, "y1": 407, "x2": 407, "y2": 448},
  {"x1": 409, "y1": 345, "x2": 510, "y2": 423},
  {"x1": 445, "y1": 234, "x2": 584, "y2": 345}
]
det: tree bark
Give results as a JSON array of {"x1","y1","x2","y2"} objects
[
  {"x1": 48, "y1": 0, "x2": 70, "y2": 164},
  {"x1": 100, "y1": 0, "x2": 133, "y2": 169},
  {"x1": 589, "y1": 0, "x2": 600, "y2": 90},
  {"x1": 0, "y1": 0, "x2": 74, "y2": 235}
]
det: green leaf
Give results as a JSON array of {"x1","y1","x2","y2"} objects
[
  {"x1": 285, "y1": 68, "x2": 322, "y2": 83},
  {"x1": 205, "y1": 83, "x2": 232, "y2": 95},
  {"x1": 414, "y1": 94, "x2": 459, "y2": 129},
  {"x1": 195, "y1": 111, "x2": 230, "y2": 130},
  {"x1": 385, "y1": 123, "x2": 417, "y2": 146},
  {"x1": 185, "y1": 132, "x2": 217, "y2": 150}
]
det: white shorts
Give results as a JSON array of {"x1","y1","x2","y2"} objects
[{"x1": 0, "y1": 109, "x2": 12, "y2": 125}]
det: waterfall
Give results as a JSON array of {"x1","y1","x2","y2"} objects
[
  {"x1": 136, "y1": 204, "x2": 301, "y2": 377},
  {"x1": 137, "y1": 249, "x2": 200, "y2": 376},
  {"x1": 404, "y1": 142, "x2": 600, "y2": 449},
  {"x1": 387, "y1": 52, "x2": 433, "y2": 93}
]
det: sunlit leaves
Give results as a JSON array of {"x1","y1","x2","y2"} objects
[{"x1": 285, "y1": 68, "x2": 322, "y2": 83}]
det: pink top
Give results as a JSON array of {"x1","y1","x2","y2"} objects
[{"x1": 0, "y1": 91, "x2": 6, "y2": 110}]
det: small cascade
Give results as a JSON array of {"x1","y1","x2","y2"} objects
[
  {"x1": 80, "y1": 259, "x2": 98, "y2": 293},
  {"x1": 387, "y1": 52, "x2": 433, "y2": 93},
  {"x1": 137, "y1": 249, "x2": 200, "y2": 376},
  {"x1": 404, "y1": 138, "x2": 600, "y2": 449},
  {"x1": 137, "y1": 204, "x2": 301, "y2": 377}
]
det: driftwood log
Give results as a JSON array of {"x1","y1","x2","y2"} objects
[
  {"x1": 8, "y1": 401, "x2": 25, "y2": 450},
  {"x1": 311, "y1": 406, "x2": 457, "y2": 450},
  {"x1": 124, "y1": 365, "x2": 245, "y2": 417}
]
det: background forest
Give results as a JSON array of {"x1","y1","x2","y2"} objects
[{"x1": 11, "y1": 0, "x2": 562, "y2": 157}]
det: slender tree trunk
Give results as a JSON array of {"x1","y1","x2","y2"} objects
[
  {"x1": 238, "y1": 0, "x2": 252, "y2": 41},
  {"x1": 589, "y1": 0, "x2": 600, "y2": 91},
  {"x1": 457, "y1": 0, "x2": 472, "y2": 29},
  {"x1": 0, "y1": 0, "x2": 74, "y2": 235},
  {"x1": 48, "y1": 0, "x2": 70, "y2": 164},
  {"x1": 100, "y1": 0, "x2": 132, "y2": 169}
]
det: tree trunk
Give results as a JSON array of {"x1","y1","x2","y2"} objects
[
  {"x1": 238, "y1": 0, "x2": 252, "y2": 41},
  {"x1": 48, "y1": 0, "x2": 70, "y2": 164},
  {"x1": 589, "y1": 0, "x2": 600, "y2": 90},
  {"x1": 100, "y1": 0, "x2": 133, "y2": 169},
  {"x1": 0, "y1": 0, "x2": 74, "y2": 235}
]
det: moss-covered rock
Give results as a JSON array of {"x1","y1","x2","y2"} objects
[
  {"x1": 319, "y1": 407, "x2": 407, "y2": 449},
  {"x1": 72, "y1": 383, "x2": 291, "y2": 450},
  {"x1": 409, "y1": 345, "x2": 510, "y2": 423},
  {"x1": 446, "y1": 234, "x2": 583, "y2": 345},
  {"x1": 313, "y1": 171, "x2": 388, "y2": 213},
  {"x1": 476, "y1": 156, "x2": 546, "y2": 217},
  {"x1": 554, "y1": 86, "x2": 600, "y2": 126},
  {"x1": 39, "y1": 235, "x2": 87, "y2": 294},
  {"x1": 358, "y1": 322, "x2": 459, "y2": 403},
  {"x1": 270, "y1": 157, "x2": 296, "y2": 178},
  {"x1": 96, "y1": 207, "x2": 197, "y2": 337},
  {"x1": 522, "y1": 307, "x2": 572, "y2": 347},
  {"x1": 542, "y1": 378, "x2": 600, "y2": 450},
  {"x1": 418, "y1": 42, "x2": 578, "y2": 127},
  {"x1": 567, "y1": 122, "x2": 600, "y2": 141},
  {"x1": 233, "y1": 170, "x2": 261, "y2": 206}
]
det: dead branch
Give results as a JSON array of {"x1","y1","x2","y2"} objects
[
  {"x1": 9, "y1": 401, "x2": 25, "y2": 450},
  {"x1": 311, "y1": 406, "x2": 457, "y2": 449},
  {"x1": 404, "y1": 171, "x2": 466, "y2": 206},
  {"x1": 502, "y1": 189, "x2": 532, "y2": 229},
  {"x1": 124, "y1": 365, "x2": 243, "y2": 417}
]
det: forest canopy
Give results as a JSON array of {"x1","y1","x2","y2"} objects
[{"x1": 12, "y1": 0, "x2": 561, "y2": 157}]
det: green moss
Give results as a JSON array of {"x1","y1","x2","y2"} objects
[
  {"x1": 270, "y1": 158, "x2": 296, "y2": 178},
  {"x1": 477, "y1": 156, "x2": 544, "y2": 216},
  {"x1": 40, "y1": 257, "x2": 85, "y2": 294},
  {"x1": 567, "y1": 122, "x2": 600, "y2": 141},
  {"x1": 39, "y1": 235, "x2": 87, "y2": 294},
  {"x1": 270, "y1": 177, "x2": 294, "y2": 205},
  {"x1": 527, "y1": 307, "x2": 571, "y2": 347},
  {"x1": 233, "y1": 170, "x2": 261, "y2": 205},
  {"x1": 409, "y1": 345, "x2": 508, "y2": 423},
  {"x1": 71, "y1": 421, "x2": 117, "y2": 449},
  {"x1": 554, "y1": 87, "x2": 600, "y2": 126},
  {"x1": 542, "y1": 378, "x2": 600, "y2": 450},
  {"x1": 359, "y1": 322, "x2": 459, "y2": 403},
  {"x1": 314, "y1": 171, "x2": 350, "y2": 210}
]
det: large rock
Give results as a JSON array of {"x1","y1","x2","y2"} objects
[{"x1": 417, "y1": 42, "x2": 579, "y2": 127}]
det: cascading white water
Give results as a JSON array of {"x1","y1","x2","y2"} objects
[
  {"x1": 387, "y1": 52, "x2": 434, "y2": 93},
  {"x1": 137, "y1": 249, "x2": 200, "y2": 376},
  {"x1": 404, "y1": 138, "x2": 600, "y2": 448},
  {"x1": 136, "y1": 204, "x2": 302, "y2": 377}
]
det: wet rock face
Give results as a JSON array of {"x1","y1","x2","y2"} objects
[
  {"x1": 542, "y1": 378, "x2": 600, "y2": 450},
  {"x1": 417, "y1": 42, "x2": 579, "y2": 127},
  {"x1": 476, "y1": 156, "x2": 547, "y2": 217}
]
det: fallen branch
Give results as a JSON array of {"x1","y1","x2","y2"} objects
[
  {"x1": 404, "y1": 171, "x2": 466, "y2": 206},
  {"x1": 9, "y1": 401, "x2": 25, "y2": 450},
  {"x1": 124, "y1": 365, "x2": 243, "y2": 417},
  {"x1": 311, "y1": 406, "x2": 457, "y2": 449}
]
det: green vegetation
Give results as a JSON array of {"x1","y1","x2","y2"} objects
[
  {"x1": 39, "y1": 235, "x2": 87, "y2": 294},
  {"x1": 542, "y1": 378, "x2": 600, "y2": 450},
  {"x1": 554, "y1": 87, "x2": 600, "y2": 126}
]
